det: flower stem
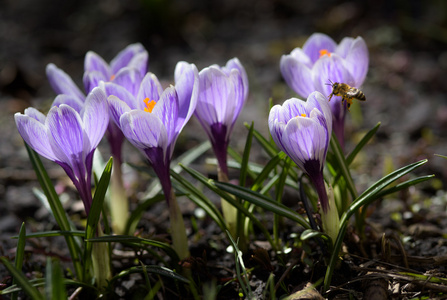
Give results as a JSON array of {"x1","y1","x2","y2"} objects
[
  {"x1": 109, "y1": 159, "x2": 129, "y2": 234},
  {"x1": 91, "y1": 225, "x2": 111, "y2": 289},
  {"x1": 218, "y1": 168, "x2": 238, "y2": 240},
  {"x1": 168, "y1": 189, "x2": 190, "y2": 260}
]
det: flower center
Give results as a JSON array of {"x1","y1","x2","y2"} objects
[
  {"x1": 144, "y1": 98, "x2": 156, "y2": 113},
  {"x1": 110, "y1": 74, "x2": 116, "y2": 81},
  {"x1": 319, "y1": 49, "x2": 331, "y2": 58}
]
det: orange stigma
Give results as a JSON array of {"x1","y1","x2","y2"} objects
[
  {"x1": 144, "y1": 98, "x2": 156, "y2": 113},
  {"x1": 319, "y1": 49, "x2": 331, "y2": 58},
  {"x1": 110, "y1": 74, "x2": 116, "y2": 81},
  {"x1": 300, "y1": 113, "x2": 307, "y2": 117}
]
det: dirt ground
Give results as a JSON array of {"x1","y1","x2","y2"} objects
[{"x1": 1, "y1": 0, "x2": 447, "y2": 299}]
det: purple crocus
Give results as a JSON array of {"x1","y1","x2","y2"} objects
[
  {"x1": 280, "y1": 33, "x2": 368, "y2": 148},
  {"x1": 15, "y1": 87, "x2": 109, "y2": 214},
  {"x1": 194, "y1": 58, "x2": 248, "y2": 177},
  {"x1": 106, "y1": 61, "x2": 199, "y2": 203},
  {"x1": 269, "y1": 91, "x2": 332, "y2": 212}
]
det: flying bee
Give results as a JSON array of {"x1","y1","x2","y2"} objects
[{"x1": 326, "y1": 80, "x2": 366, "y2": 110}]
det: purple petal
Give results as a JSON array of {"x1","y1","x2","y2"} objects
[
  {"x1": 280, "y1": 55, "x2": 314, "y2": 98},
  {"x1": 113, "y1": 67, "x2": 143, "y2": 97},
  {"x1": 102, "y1": 82, "x2": 137, "y2": 110},
  {"x1": 306, "y1": 91, "x2": 333, "y2": 133},
  {"x1": 84, "y1": 51, "x2": 111, "y2": 79},
  {"x1": 46, "y1": 105, "x2": 87, "y2": 178},
  {"x1": 15, "y1": 112, "x2": 56, "y2": 161},
  {"x1": 228, "y1": 68, "x2": 246, "y2": 127},
  {"x1": 312, "y1": 54, "x2": 355, "y2": 97},
  {"x1": 52, "y1": 94, "x2": 84, "y2": 113},
  {"x1": 290, "y1": 48, "x2": 312, "y2": 68},
  {"x1": 82, "y1": 87, "x2": 109, "y2": 150},
  {"x1": 107, "y1": 95, "x2": 132, "y2": 127},
  {"x1": 225, "y1": 58, "x2": 249, "y2": 101},
  {"x1": 335, "y1": 37, "x2": 354, "y2": 58},
  {"x1": 128, "y1": 52, "x2": 149, "y2": 77},
  {"x1": 151, "y1": 86, "x2": 179, "y2": 148},
  {"x1": 23, "y1": 107, "x2": 46, "y2": 123},
  {"x1": 303, "y1": 33, "x2": 337, "y2": 64},
  {"x1": 83, "y1": 70, "x2": 108, "y2": 94},
  {"x1": 282, "y1": 116, "x2": 327, "y2": 171},
  {"x1": 110, "y1": 43, "x2": 147, "y2": 74},
  {"x1": 196, "y1": 67, "x2": 235, "y2": 126},
  {"x1": 344, "y1": 37, "x2": 369, "y2": 87},
  {"x1": 119, "y1": 110, "x2": 168, "y2": 154},
  {"x1": 46, "y1": 64, "x2": 85, "y2": 101},
  {"x1": 137, "y1": 72, "x2": 163, "y2": 110},
  {"x1": 174, "y1": 62, "x2": 199, "y2": 130}
]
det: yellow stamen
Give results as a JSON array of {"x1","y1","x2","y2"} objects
[
  {"x1": 144, "y1": 98, "x2": 156, "y2": 113},
  {"x1": 319, "y1": 49, "x2": 331, "y2": 58},
  {"x1": 300, "y1": 113, "x2": 307, "y2": 117},
  {"x1": 110, "y1": 74, "x2": 116, "y2": 81}
]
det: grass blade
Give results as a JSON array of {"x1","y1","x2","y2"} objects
[
  {"x1": 83, "y1": 157, "x2": 113, "y2": 280},
  {"x1": 87, "y1": 235, "x2": 179, "y2": 263},
  {"x1": 11, "y1": 223, "x2": 26, "y2": 300},
  {"x1": 213, "y1": 181, "x2": 311, "y2": 229},
  {"x1": 25, "y1": 143, "x2": 83, "y2": 281},
  {"x1": 1, "y1": 258, "x2": 44, "y2": 300},
  {"x1": 323, "y1": 159, "x2": 429, "y2": 292},
  {"x1": 45, "y1": 258, "x2": 67, "y2": 300}
]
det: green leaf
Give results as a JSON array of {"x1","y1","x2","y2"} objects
[
  {"x1": 110, "y1": 265, "x2": 189, "y2": 285},
  {"x1": 213, "y1": 181, "x2": 311, "y2": 229},
  {"x1": 374, "y1": 175, "x2": 434, "y2": 199},
  {"x1": 227, "y1": 231, "x2": 252, "y2": 298},
  {"x1": 170, "y1": 169, "x2": 227, "y2": 232},
  {"x1": 323, "y1": 159, "x2": 429, "y2": 292},
  {"x1": 179, "y1": 164, "x2": 276, "y2": 246},
  {"x1": 24, "y1": 143, "x2": 83, "y2": 281},
  {"x1": 11, "y1": 223, "x2": 26, "y2": 300},
  {"x1": 244, "y1": 122, "x2": 278, "y2": 158},
  {"x1": 87, "y1": 235, "x2": 179, "y2": 263},
  {"x1": 346, "y1": 122, "x2": 380, "y2": 166},
  {"x1": 251, "y1": 153, "x2": 285, "y2": 192},
  {"x1": 83, "y1": 157, "x2": 113, "y2": 279},
  {"x1": 45, "y1": 258, "x2": 67, "y2": 300},
  {"x1": 329, "y1": 133, "x2": 358, "y2": 199},
  {"x1": 13, "y1": 230, "x2": 85, "y2": 239},
  {"x1": 1, "y1": 258, "x2": 44, "y2": 300}
]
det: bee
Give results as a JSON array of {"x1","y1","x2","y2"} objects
[{"x1": 326, "y1": 80, "x2": 366, "y2": 110}]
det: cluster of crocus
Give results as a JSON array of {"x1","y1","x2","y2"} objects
[
  {"x1": 106, "y1": 61, "x2": 199, "y2": 259},
  {"x1": 46, "y1": 43, "x2": 149, "y2": 234},
  {"x1": 280, "y1": 33, "x2": 369, "y2": 149}
]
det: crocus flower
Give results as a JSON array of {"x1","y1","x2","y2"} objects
[
  {"x1": 83, "y1": 43, "x2": 148, "y2": 94},
  {"x1": 269, "y1": 91, "x2": 332, "y2": 212},
  {"x1": 194, "y1": 58, "x2": 248, "y2": 177},
  {"x1": 106, "y1": 61, "x2": 199, "y2": 203},
  {"x1": 106, "y1": 62, "x2": 198, "y2": 259},
  {"x1": 15, "y1": 87, "x2": 109, "y2": 214},
  {"x1": 280, "y1": 33, "x2": 368, "y2": 148}
]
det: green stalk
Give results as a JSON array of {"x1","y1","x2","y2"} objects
[
  {"x1": 169, "y1": 189, "x2": 190, "y2": 260},
  {"x1": 109, "y1": 160, "x2": 129, "y2": 234}
]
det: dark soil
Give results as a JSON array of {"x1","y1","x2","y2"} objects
[{"x1": 1, "y1": 0, "x2": 447, "y2": 299}]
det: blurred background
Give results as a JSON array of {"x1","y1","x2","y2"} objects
[{"x1": 1, "y1": 0, "x2": 447, "y2": 241}]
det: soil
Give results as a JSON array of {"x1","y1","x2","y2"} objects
[{"x1": 1, "y1": 0, "x2": 447, "y2": 299}]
